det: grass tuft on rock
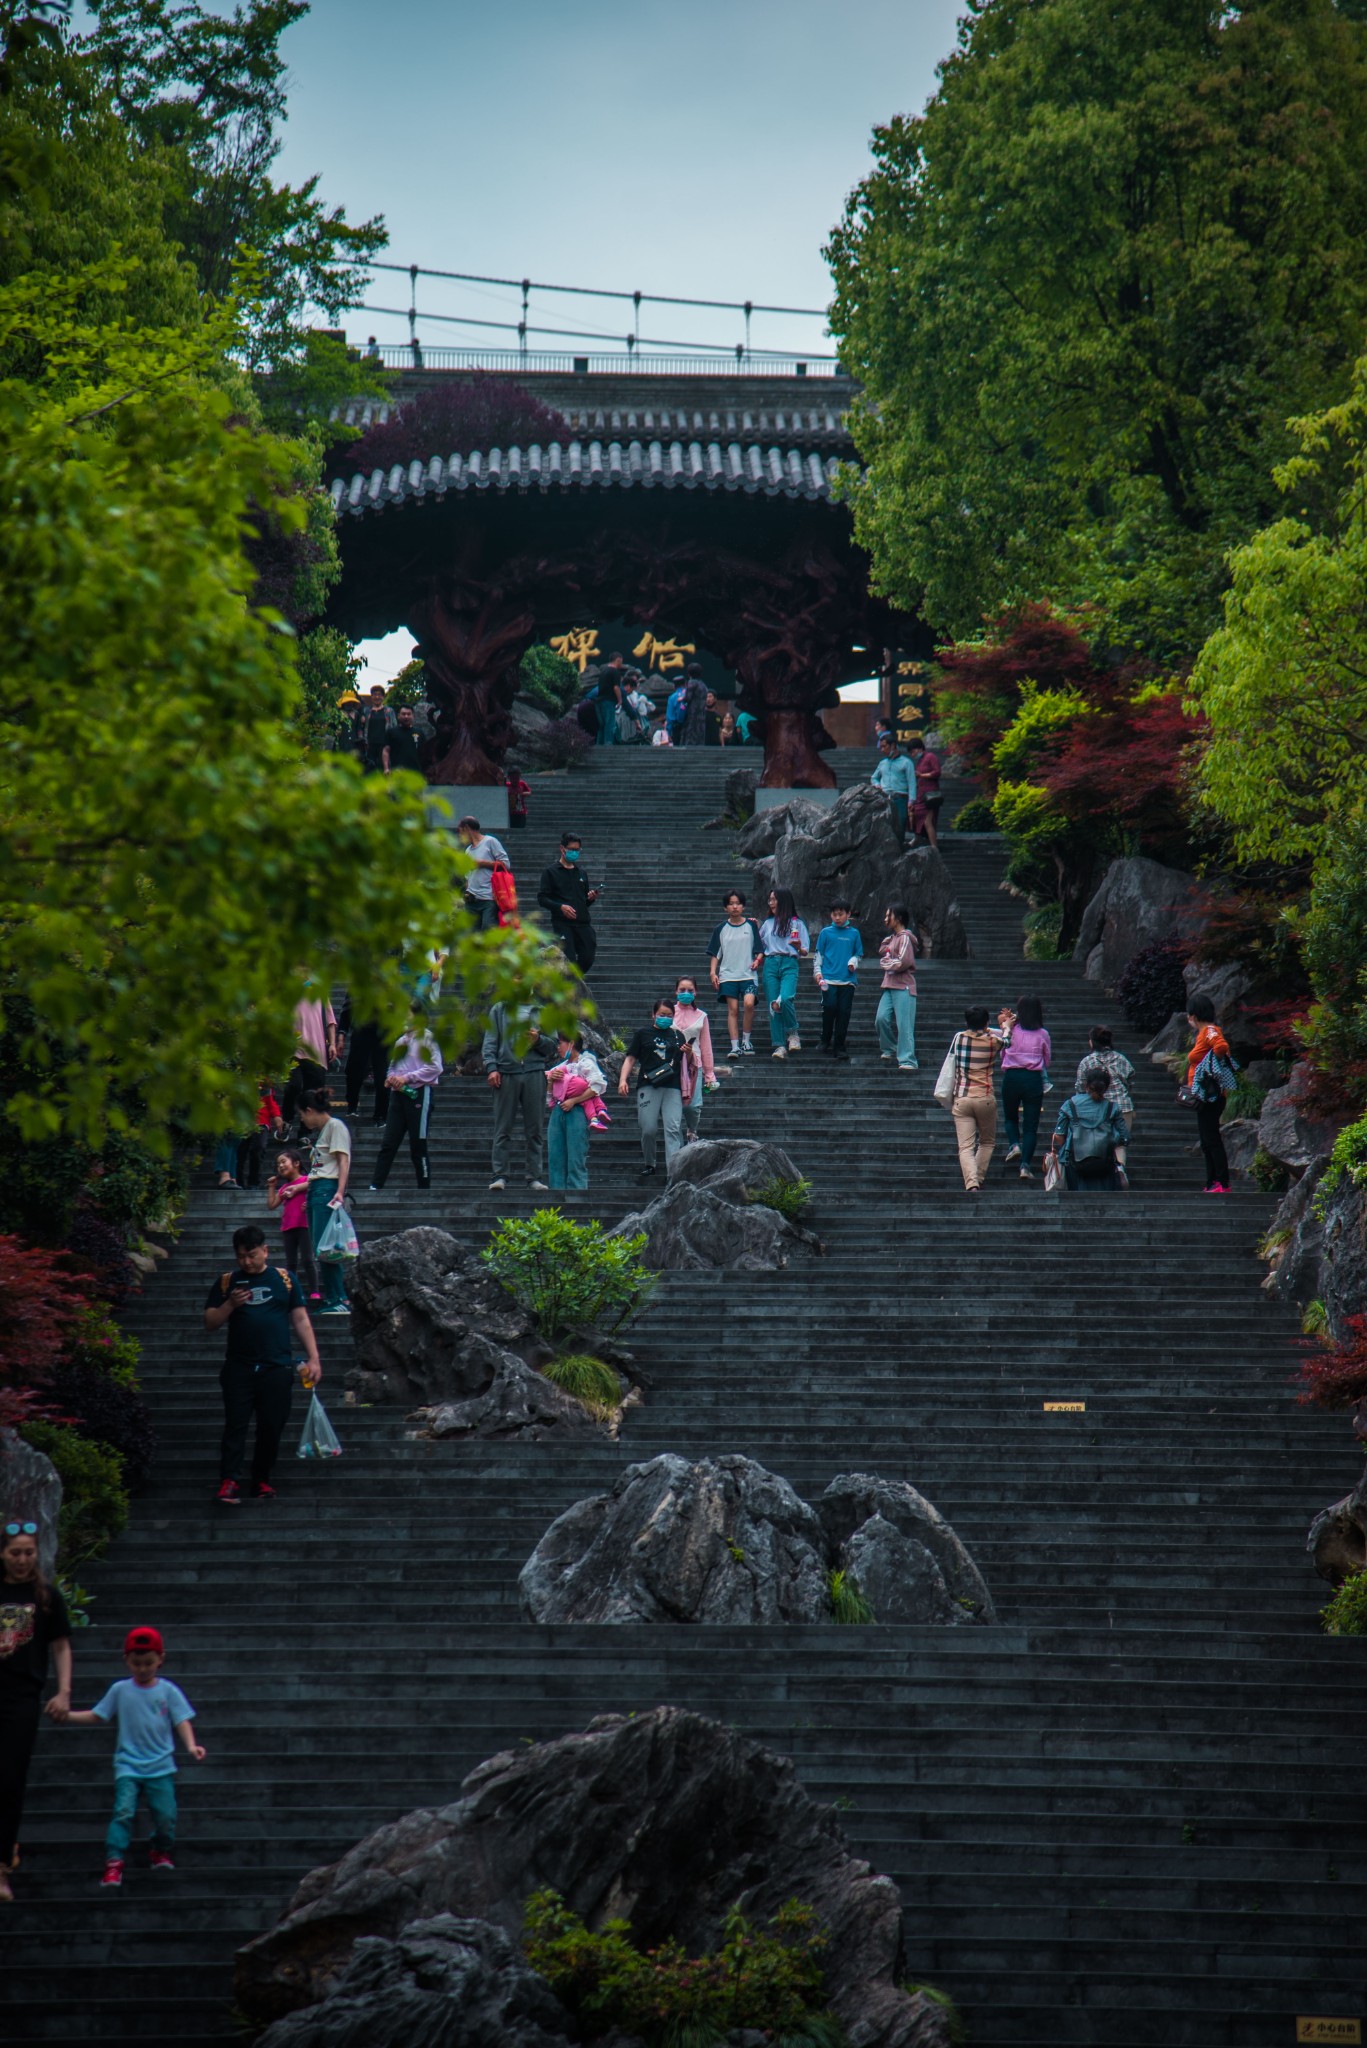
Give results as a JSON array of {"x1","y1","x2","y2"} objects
[
  {"x1": 828, "y1": 1569, "x2": 874, "y2": 1625},
  {"x1": 540, "y1": 1353, "x2": 622, "y2": 1418},
  {"x1": 750, "y1": 1175, "x2": 812, "y2": 1222}
]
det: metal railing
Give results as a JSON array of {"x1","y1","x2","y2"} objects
[{"x1": 360, "y1": 344, "x2": 842, "y2": 379}]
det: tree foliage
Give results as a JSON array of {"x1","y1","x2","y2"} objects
[
  {"x1": 336, "y1": 374, "x2": 568, "y2": 477},
  {"x1": 0, "y1": 271, "x2": 578, "y2": 1147},
  {"x1": 1187, "y1": 355, "x2": 1367, "y2": 865},
  {"x1": 827, "y1": 0, "x2": 1367, "y2": 657}
]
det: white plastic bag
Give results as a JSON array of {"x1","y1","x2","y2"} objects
[
  {"x1": 1043, "y1": 1151, "x2": 1065, "y2": 1194},
  {"x1": 316, "y1": 1204, "x2": 358, "y2": 1263},
  {"x1": 297, "y1": 1391, "x2": 343, "y2": 1460}
]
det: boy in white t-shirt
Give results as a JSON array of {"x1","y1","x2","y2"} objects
[{"x1": 299, "y1": 1092, "x2": 352, "y2": 1314}]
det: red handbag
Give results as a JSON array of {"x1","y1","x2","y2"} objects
[{"x1": 490, "y1": 863, "x2": 519, "y2": 926}]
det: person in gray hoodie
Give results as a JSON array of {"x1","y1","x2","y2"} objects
[{"x1": 482, "y1": 1001, "x2": 560, "y2": 1192}]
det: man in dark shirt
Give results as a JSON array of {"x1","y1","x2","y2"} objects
[
  {"x1": 203, "y1": 1224, "x2": 322, "y2": 1505},
  {"x1": 359, "y1": 685, "x2": 393, "y2": 772},
  {"x1": 382, "y1": 705, "x2": 425, "y2": 776},
  {"x1": 618, "y1": 996, "x2": 693, "y2": 1180},
  {"x1": 537, "y1": 831, "x2": 599, "y2": 973}
]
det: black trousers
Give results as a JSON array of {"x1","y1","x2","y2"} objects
[
  {"x1": 1195, "y1": 1098, "x2": 1230, "y2": 1187},
  {"x1": 236, "y1": 1129, "x2": 267, "y2": 1187},
  {"x1": 372, "y1": 1087, "x2": 434, "y2": 1189},
  {"x1": 345, "y1": 1024, "x2": 389, "y2": 1125},
  {"x1": 282, "y1": 1058, "x2": 326, "y2": 1125},
  {"x1": 0, "y1": 1698, "x2": 40, "y2": 1865},
  {"x1": 556, "y1": 920, "x2": 597, "y2": 973},
  {"x1": 220, "y1": 1361, "x2": 294, "y2": 1484},
  {"x1": 820, "y1": 984, "x2": 855, "y2": 1048}
]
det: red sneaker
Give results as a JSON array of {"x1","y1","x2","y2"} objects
[
  {"x1": 101, "y1": 1859, "x2": 124, "y2": 1888},
  {"x1": 149, "y1": 1850, "x2": 175, "y2": 1871},
  {"x1": 250, "y1": 1481, "x2": 276, "y2": 1500},
  {"x1": 216, "y1": 1478, "x2": 241, "y2": 1505}
]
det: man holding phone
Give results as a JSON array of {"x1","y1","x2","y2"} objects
[{"x1": 203, "y1": 1225, "x2": 321, "y2": 1506}]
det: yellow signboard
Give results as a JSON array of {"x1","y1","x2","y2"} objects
[
  {"x1": 1296, "y1": 2022, "x2": 1362, "y2": 2045},
  {"x1": 1043, "y1": 1401, "x2": 1086, "y2": 1412}
]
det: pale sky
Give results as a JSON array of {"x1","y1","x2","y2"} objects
[{"x1": 268, "y1": 0, "x2": 967, "y2": 683}]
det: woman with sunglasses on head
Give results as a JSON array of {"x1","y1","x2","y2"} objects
[{"x1": 0, "y1": 1519, "x2": 73, "y2": 1901}]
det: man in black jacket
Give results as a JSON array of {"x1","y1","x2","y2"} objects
[{"x1": 537, "y1": 832, "x2": 598, "y2": 973}]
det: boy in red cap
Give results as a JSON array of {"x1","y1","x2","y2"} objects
[{"x1": 60, "y1": 1625, "x2": 204, "y2": 1888}]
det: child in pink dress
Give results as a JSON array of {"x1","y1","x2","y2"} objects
[{"x1": 265, "y1": 1147, "x2": 319, "y2": 1300}]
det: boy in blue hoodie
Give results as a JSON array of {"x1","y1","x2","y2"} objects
[{"x1": 812, "y1": 901, "x2": 863, "y2": 1059}]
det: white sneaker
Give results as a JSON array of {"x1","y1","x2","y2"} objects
[
  {"x1": 729, "y1": 1043, "x2": 741, "y2": 1057},
  {"x1": 1004, "y1": 1145, "x2": 1021, "y2": 1164},
  {"x1": 787, "y1": 1034, "x2": 801, "y2": 1053},
  {"x1": 529, "y1": 1180, "x2": 548, "y2": 1191},
  {"x1": 880, "y1": 1053, "x2": 893, "y2": 1062},
  {"x1": 771, "y1": 1047, "x2": 787, "y2": 1060},
  {"x1": 488, "y1": 1178, "x2": 506, "y2": 1190}
]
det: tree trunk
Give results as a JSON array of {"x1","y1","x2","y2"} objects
[
  {"x1": 758, "y1": 710, "x2": 838, "y2": 788},
  {"x1": 410, "y1": 589, "x2": 534, "y2": 784}
]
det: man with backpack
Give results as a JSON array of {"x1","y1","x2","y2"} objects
[
  {"x1": 1048, "y1": 1066, "x2": 1131, "y2": 1192},
  {"x1": 202, "y1": 1225, "x2": 321, "y2": 1505}
]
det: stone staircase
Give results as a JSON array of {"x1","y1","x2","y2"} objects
[{"x1": 6, "y1": 748, "x2": 1363, "y2": 2047}]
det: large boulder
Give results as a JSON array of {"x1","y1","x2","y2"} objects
[
  {"x1": 347, "y1": 1227, "x2": 543, "y2": 1406},
  {"x1": 667, "y1": 1134, "x2": 803, "y2": 1205},
  {"x1": 749, "y1": 784, "x2": 968, "y2": 957},
  {"x1": 1257, "y1": 1064, "x2": 1343, "y2": 1175},
  {"x1": 414, "y1": 1356, "x2": 610, "y2": 1444},
  {"x1": 236, "y1": 1706, "x2": 954, "y2": 2048},
  {"x1": 1263, "y1": 1162, "x2": 1367, "y2": 1341},
  {"x1": 736, "y1": 796, "x2": 826, "y2": 860},
  {"x1": 818, "y1": 1473, "x2": 997, "y2": 1625},
  {"x1": 613, "y1": 1180, "x2": 820, "y2": 1271},
  {"x1": 256, "y1": 1916, "x2": 576, "y2": 2048},
  {"x1": 1074, "y1": 858, "x2": 1205, "y2": 988},
  {"x1": 1309, "y1": 1463, "x2": 1367, "y2": 1588},
  {"x1": 705, "y1": 764, "x2": 758, "y2": 827},
  {"x1": 0, "y1": 1429, "x2": 61, "y2": 1581},
  {"x1": 518, "y1": 1454, "x2": 996, "y2": 1630},
  {"x1": 519, "y1": 1453, "x2": 833, "y2": 1624}
]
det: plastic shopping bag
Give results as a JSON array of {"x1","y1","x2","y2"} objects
[
  {"x1": 491, "y1": 862, "x2": 519, "y2": 926},
  {"x1": 297, "y1": 1390, "x2": 343, "y2": 1460},
  {"x1": 932, "y1": 1046, "x2": 956, "y2": 1110},
  {"x1": 316, "y1": 1204, "x2": 359, "y2": 1263},
  {"x1": 1043, "y1": 1151, "x2": 1065, "y2": 1194}
]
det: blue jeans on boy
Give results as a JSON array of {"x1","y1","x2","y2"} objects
[
  {"x1": 547, "y1": 1105, "x2": 590, "y2": 1190},
  {"x1": 595, "y1": 697, "x2": 618, "y2": 745},
  {"x1": 307, "y1": 1178, "x2": 347, "y2": 1309},
  {"x1": 107, "y1": 1773, "x2": 176, "y2": 1857},
  {"x1": 763, "y1": 956, "x2": 799, "y2": 1047},
  {"x1": 876, "y1": 989, "x2": 917, "y2": 1065}
]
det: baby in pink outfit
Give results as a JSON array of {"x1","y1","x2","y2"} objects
[{"x1": 546, "y1": 1040, "x2": 611, "y2": 1130}]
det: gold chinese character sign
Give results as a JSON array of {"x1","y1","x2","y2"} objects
[{"x1": 549, "y1": 628, "x2": 600, "y2": 673}]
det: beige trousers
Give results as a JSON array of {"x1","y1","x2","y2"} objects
[{"x1": 953, "y1": 1094, "x2": 998, "y2": 1189}]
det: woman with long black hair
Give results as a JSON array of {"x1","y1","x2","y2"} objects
[
  {"x1": 759, "y1": 887, "x2": 810, "y2": 1061},
  {"x1": 0, "y1": 1521, "x2": 73, "y2": 1902}
]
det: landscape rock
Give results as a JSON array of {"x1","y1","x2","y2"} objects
[
  {"x1": 1308, "y1": 1466, "x2": 1367, "y2": 1588},
  {"x1": 236, "y1": 1705, "x2": 954, "y2": 2048},
  {"x1": 1261, "y1": 1167, "x2": 1367, "y2": 1340},
  {"x1": 347, "y1": 1228, "x2": 545, "y2": 1406},
  {"x1": 837, "y1": 1516, "x2": 957, "y2": 1624},
  {"x1": 414, "y1": 1354, "x2": 610, "y2": 1444},
  {"x1": 1141, "y1": 1010, "x2": 1190, "y2": 1063},
  {"x1": 818, "y1": 1473, "x2": 997, "y2": 1624},
  {"x1": 0, "y1": 1429, "x2": 61, "y2": 1580},
  {"x1": 519, "y1": 1454, "x2": 832, "y2": 1624},
  {"x1": 509, "y1": 695, "x2": 552, "y2": 739},
  {"x1": 720, "y1": 765, "x2": 759, "y2": 822},
  {"x1": 1074, "y1": 857, "x2": 1206, "y2": 988},
  {"x1": 613, "y1": 1180, "x2": 820, "y2": 1271},
  {"x1": 1219, "y1": 1119, "x2": 1263, "y2": 1179},
  {"x1": 667, "y1": 1134, "x2": 805, "y2": 1206},
  {"x1": 1183, "y1": 956, "x2": 1256, "y2": 1027},
  {"x1": 257, "y1": 1915, "x2": 576, "y2": 2048},
  {"x1": 750, "y1": 783, "x2": 968, "y2": 957},
  {"x1": 736, "y1": 797, "x2": 825, "y2": 860},
  {"x1": 1256, "y1": 1064, "x2": 1343, "y2": 1175}
]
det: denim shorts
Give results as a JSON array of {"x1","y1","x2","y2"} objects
[{"x1": 718, "y1": 979, "x2": 757, "y2": 999}]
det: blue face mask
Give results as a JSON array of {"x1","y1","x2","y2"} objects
[
  {"x1": 655, "y1": 1014, "x2": 673, "y2": 1028},
  {"x1": 676, "y1": 990, "x2": 696, "y2": 1005},
  {"x1": 563, "y1": 847, "x2": 581, "y2": 863}
]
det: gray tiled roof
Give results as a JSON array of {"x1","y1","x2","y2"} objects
[
  {"x1": 331, "y1": 438, "x2": 842, "y2": 516},
  {"x1": 330, "y1": 401, "x2": 849, "y2": 444}
]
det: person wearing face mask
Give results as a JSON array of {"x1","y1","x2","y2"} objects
[
  {"x1": 618, "y1": 996, "x2": 695, "y2": 1180},
  {"x1": 537, "y1": 831, "x2": 599, "y2": 973},
  {"x1": 670, "y1": 974, "x2": 718, "y2": 1143},
  {"x1": 0, "y1": 1520, "x2": 74, "y2": 1902}
]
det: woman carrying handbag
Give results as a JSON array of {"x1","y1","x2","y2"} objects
[{"x1": 1181, "y1": 996, "x2": 1239, "y2": 1193}]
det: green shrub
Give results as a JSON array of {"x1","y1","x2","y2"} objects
[
  {"x1": 1225, "y1": 1076, "x2": 1268, "y2": 1124},
  {"x1": 828, "y1": 1569, "x2": 874, "y2": 1625},
  {"x1": 1302, "y1": 1298, "x2": 1329, "y2": 1337},
  {"x1": 519, "y1": 642, "x2": 583, "y2": 715},
  {"x1": 1250, "y1": 1147, "x2": 1290, "y2": 1194},
  {"x1": 19, "y1": 1421, "x2": 129, "y2": 1568},
  {"x1": 1314, "y1": 1113, "x2": 1367, "y2": 1216},
  {"x1": 749, "y1": 1175, "x2": 812, "y2": 1222},
  {"x1": 950, "y1": 794, "x2": 996, "y2": 832},
  {"x1": 540, "y1": 1353, "x2": 622, "y2": 1418},
  {"x1": 1322, "y1": 1571, "x2": 1367, "y2": 1637},
  {"x1": 482, "y1": 1211, "x2": 654, "y2": 1344},
  {"x1": 1022, "y1": 902, "x2": 1065, "y2": 961},
  {"x1": 523, "y1": 1889, "x2": 845, "y2": 2046}
]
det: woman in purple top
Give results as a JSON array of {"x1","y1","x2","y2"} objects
[{"x1": 999, "y1": 996, "x2": 1052, "y2": 1180}]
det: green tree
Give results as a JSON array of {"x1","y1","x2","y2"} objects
[
  {"x1": 0, "y1": 270, "x2": 577, "y2": 1147},
  {"x1": 1186, "y1": 354, "x2": 1367, "y2": 864},
  {"x1": 827, "y1": 0, "x2": 1367, "y2": 657}
]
